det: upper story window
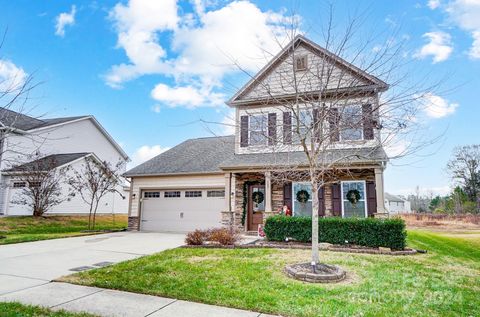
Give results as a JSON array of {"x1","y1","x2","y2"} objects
[
  {"x1": 292, "y1": 110, "x2": 312, "y2": 144},
  {"x1": 340, "y1": 105, "x2": 363, "y2": 141},
  {"x1": 249, "y1": 115, "x2": 267, "y2": 146},
  {"x1": 295, "y1": 55, "x2": 308, "y2": 71}
]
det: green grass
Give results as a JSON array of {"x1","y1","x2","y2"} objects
[
  {"x1": 0, "y1": 302, "x2": 96, "y2": 317},
  {"x1": 60, "y1": 229, "x2": 480, "y2": 317},
  {"x1": 0, "y1": 215, "x2": 127, "y2": 245}
]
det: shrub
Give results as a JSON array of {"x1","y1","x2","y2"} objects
[
  {"x1": 208, "y1": 228, "x2": 239, "y2": 246},
  {"x1": 185, "y1": 229, "x2": 209, "y2": 245},
  {"x1": 264, "y1": 215, "x2": 407, "y2": 250}
]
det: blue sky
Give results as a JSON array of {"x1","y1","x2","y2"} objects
[{"x1": 1, "y1": 0, "x2": 479, "y2": 196}]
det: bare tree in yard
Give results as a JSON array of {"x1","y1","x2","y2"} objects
[
  {"x1": 10, "y1": 155, "x2": 67, "y2": 216},
  {"x1": 220, "y1": 7, "x2": 445, "y2": 268},
  {"x1": 447, "y1": 145, "x2": 480, "y2": 211},
  {"x1": 67, "y1": 156, "x2": 125, "y2": 230}
]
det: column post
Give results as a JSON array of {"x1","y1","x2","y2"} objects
[
  {"x1": 264, "y1": 171, "x2": 275, "y2": 221},
  {"x1": 374, "y1": 167, "x2": 386, "y2": 216},
  {"x1": 221, "y1": 173, "x2": 234, "y2": 226}
]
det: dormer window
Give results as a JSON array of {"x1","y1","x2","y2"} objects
[{"x1": 295, "y1": 55, "x2": 308, "y2": 71}]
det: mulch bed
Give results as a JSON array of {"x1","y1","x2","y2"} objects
[{"x1": 182, "y1": 239, "x2": 418, "y2": 256}]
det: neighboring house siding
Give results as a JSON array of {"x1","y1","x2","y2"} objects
[
  {"x1": 129, "y1": 174, "x2": 225, "y2": 218},
  {"x1": 239, "y1": 44, "x2": 369, "y2": 101}
]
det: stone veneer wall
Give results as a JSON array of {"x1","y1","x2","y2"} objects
[{"x1": 128, "y1": 216, "x2": 139, "y2": 231}]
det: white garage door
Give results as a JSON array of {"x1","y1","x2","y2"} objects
[{"x1": 140, "y1": 189, "x2": 225, "y2": 232}]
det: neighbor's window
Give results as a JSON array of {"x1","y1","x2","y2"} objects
[
  {"x1": 164, "y1": 191, "x2": 181, "y2": 198},
  {"x1": 185, "y1": 190, "x2": 202, "y2": 198},
  {"x1": 340, "y1": 105, "x2": 363, "y2": 141},
  {"x1": 341, "y1": 181, "x2": 367, "y2": 218},
  {"x1": 249, "y1": 114, "x2": 267, "y2": 146},
  {"x1": 29, "y1": 181, "x2": 41, "y2": 188},
  {"x1": 207, "y1": 190, "x2": 225, "y2": 198},
  {"x1": 292, "y1": 182, "x2": 313, "y2": 217},
  {"x1": 144, "y1": 191, "x2": 160, "y2": 198},
  {"x1": 292, "y1": 110, "x2": 312, "y2": 144},
  {"x1": 295, "y1": 55, "x2": 308, "y2": 71},
  {"x1": 13, "y1": 182, "x2": 26, "y2": 188}
]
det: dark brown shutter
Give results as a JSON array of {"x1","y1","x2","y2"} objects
[
  {"x1": 318, "y1": 187, "x2": 325, "y2": 216},
  {"x1": 313, "y1": 108, "x2": 320, "y2": 142},
  {"x1": 362, "y1": 104, "x2": 374, "y2": 140},
  {"x1": 283, "y1": 182, "x2": 292, "y2": 210},
  {"x1": 268, "y1": 113, "x2": 277, "y2": 146},
  {"x1": 328, "y1": 108, "x2": 340, "y2": 142},
  {"x1": 366, "y1": 181, "x2": 377, "y2": 217},
  {"x1": 283, "y1": 112, "x2": 292, "y2": 144},
  {"x1": 240, "y1": 115, "x2": 249, "y2": 147},
  {"x1": 331, "y1": 183, "x2": 342, "y2": 216}
]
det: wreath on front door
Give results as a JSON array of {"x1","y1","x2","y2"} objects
[
  {"x1": 252, "y1": 191, "x2": 264, "y2": 204},
  {"x1": 346, "y1": 189, "x2": 361, "y2": 205},
  {"x1": 296, "y1": 189, "x2": 310, "y2": 204}
]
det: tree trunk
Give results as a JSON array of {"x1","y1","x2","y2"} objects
[
  {"x1": 92, "y1": 200, "x2": 100, "y2": 230},
  {"x1": 311, "y1": 181, "x2": 320, "y2": 266}
]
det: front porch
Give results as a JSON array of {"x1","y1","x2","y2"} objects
[{"x1": 221, "y1": 167, "x2": 387, "y2": 232}]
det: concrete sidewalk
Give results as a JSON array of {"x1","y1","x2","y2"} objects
[{"x1": 0, "y1": 281, "x2": 277, "y2": 317}]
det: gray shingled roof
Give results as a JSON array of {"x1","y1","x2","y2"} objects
[
  {"x1": 0, "y1": 107, "x2": 88, "y2": 131},
  {"x1": 124, "y1": 136, "x2": 235, "y2": 177},
  {"x1": 124, "y1": 135, "x2": 388, "y2": 177},
  {"x1": 4, "y1": 153, "x2": 90, "y2": 173},
  {"x1": 385, "y1": 193, "x2": 405, "y2": 202}
]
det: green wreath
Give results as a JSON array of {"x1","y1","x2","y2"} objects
[
  {"x1": 346, "y1": 189, "x2": 361, "y2": 205},
  {"x1": 252, "y1": 191, "x2": 264, "y2": 204},
  {"x1": 296, "y1": 189, "x2": 310, "y2": 203}
]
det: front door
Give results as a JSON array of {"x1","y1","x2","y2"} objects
[{"x1": 248, "y1": 184, "x2": 265, "y2": 231}]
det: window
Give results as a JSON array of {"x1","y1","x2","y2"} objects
[
  {"x1": 29, "y1": 181, "x2": 41, "y2": 188},
  {"x1": 292, "y1": 110, "x2": 312, "y2": 144},
  {"x1": 13, "y1": 182, "x2": 26, "y2": 188},
  {"x1": 292, "y1": 182, "x2": 312, "y2": 217},
  {"x1": 295, "y1": 55, "x2": 308, "y2": 71},
  {"x1": 341, "y1": 181, "x2": 367, "y2": 218},
  {"x1": 249, "y1": 115, "x2": 267, "y2": 146},
  {"x1": 164, "y1": 191, "x2": 180, "y2": 198},
  {"x1": 144, "y1": 191, "x2": 160, "y2": 198},
  {"x1": 185, "y1": 190, "x2": 202, "y2": 198},
  {"x1": 207, "y1": 190, "x2": 225, "y2": 198},
  {"x1": 340, "y1": 105, "x2": 363, "y2": 141}
]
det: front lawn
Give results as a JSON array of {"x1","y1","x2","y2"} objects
[
  {"x1": 0, "y1": 302, "x2": 96, "y2": 317},
  {"x1": 60, "y1": 229, "x2": 480, "y2": 317},
  {"x1": 0, "y1": 215, "x2": 127, "y2": 245}
]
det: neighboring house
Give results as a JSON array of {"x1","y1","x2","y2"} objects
[
  {"x1": 0, "y1": 108, "x2": 130, "y2": 215},
  {"x1": 385, "y1": 193, "x2": 411, "y2": 214},
  {"x1": 124, "y1": 35, "x2": 388, "y2": 232}
]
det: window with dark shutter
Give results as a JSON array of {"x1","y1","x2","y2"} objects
[
  {"x1": 283, "y1": 112, "x2": 292, "y2": 144},
  {"x1": 313, "y1": 108, "x2": 320, "y2": 142},
  {"x1": 268, "y1": 113, "x2": 277, "y2": 146},
  {"x1": 328, "y1": 108, "x2": 340, "y2": 142},
  {"x1": 240, "y1": 115, "x2": 249, "y2": 147},
  {"x1": 283, "y1": 182, "x2": 292, "y2": 210},
  {"x1": 331, "y1": 183, "x2": 342, "y2": 216},
  {"x1": 362, "y1": 104, "x2": 374, "y2": 140}
]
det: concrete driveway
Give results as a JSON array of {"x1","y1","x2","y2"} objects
[{"x1": 0, "y1": 232, "x2": 185, "y2": 296}]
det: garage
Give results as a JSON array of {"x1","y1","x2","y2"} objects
[{"x1": 140, "y1": 188, "x2": 225, "y2": 232}]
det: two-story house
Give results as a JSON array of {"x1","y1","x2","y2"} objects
[
  {"x1": 0, "y1": 108, "x2": 130, "y2": 216},
  {"x1": 124, "y1": 35, "x2": 388, "y2": 232}
]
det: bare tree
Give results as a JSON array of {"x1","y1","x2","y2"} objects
[
  {"x1": 67, "y1": 156, "x2": 125, "y2": 230},
  {"x1": 208, "y1": 6, "x2": 446, "y2": 270},
  {"x1": 9, "y1": 154, "x2": 67, "y2": 216},
  {"x1": 447, "y1": 145, "x2": 480, "y2": 207}
]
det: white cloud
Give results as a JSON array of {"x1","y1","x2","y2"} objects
[
  {"x1": 131, "y1": 144, "x2": 170, "y2": 167},
  {"x1": 428, "y1": 0, "x2": 441, "y2": 9},
  {"x1": 418, "y1": 92, "x2": 459, "y2": 118},
  {"x1": 444, "y1": 0, "x2": 480, "y2": 59},
  {"x1": 0, "y1": 59, "x2": 27, "y2": 92},
  {"x1": 150, "y1": 83, "x2": 224, "y2": 108},
  {"x1": 414, "y1": 31, "x2": 453, "y2": 63},
  {"x1": 106, "y1": 0, "x2": 294, "y2": 107},
  {"x1": 55, "y1": 5, "x2": 76, "y2": 37}
]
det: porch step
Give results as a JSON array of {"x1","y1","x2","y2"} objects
[{"x1": 244, "y1": 231, "x2": 258, "y2": 236}]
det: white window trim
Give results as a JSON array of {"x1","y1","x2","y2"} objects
[
  {"x1": 340, "y1": 180, "x2": 368, "y2": 218},
  {"x1": 248, "y1": 114, "x2": 268, "y2": 147},
  {"x1": 292, "y1": 182, "x2": 313, "y2": 216}
]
